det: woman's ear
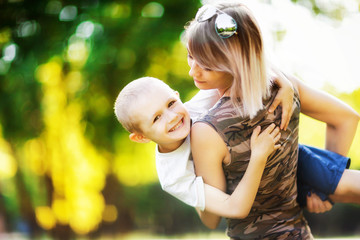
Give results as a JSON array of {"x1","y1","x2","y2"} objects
[{"x1": 129, "y1": 133, "x2": 151, "y2": 143}]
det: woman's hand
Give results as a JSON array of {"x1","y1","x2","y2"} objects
[
  {"x1": 269, "y1": 73, "x2": 295, "y2": 130},
  {"x1": 250, "y1": 124, "x2": 281, "y2": 161},
  {"x1": 306, "y1": 192, "x2": 333, "y2": 213}
]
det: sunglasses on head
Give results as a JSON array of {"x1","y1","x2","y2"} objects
[{"x1": 195, "y1": 5, "x2": 238, "y2": 39}]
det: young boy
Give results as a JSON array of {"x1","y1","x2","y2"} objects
[{"x1": 114, "y1": 77, "x2": 359, "y2": 218}]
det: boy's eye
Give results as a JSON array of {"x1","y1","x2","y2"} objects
[
  {"x1": 168, "y1": 100, "x2": 176, "y2": 108},
  {"x1": 153, "y1": 115, "x2": 160, "y2": 123},
  {"x1": 187, "y1": 54, "x2": 193, "y2": 59}
]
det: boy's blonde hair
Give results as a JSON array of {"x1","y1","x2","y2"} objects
[
  {"x1": 185, "y1": 2, "x2": 270, "y2": 118},
  {"x1": 114, "y1": 77, "x2": 171, "y2": 133}
]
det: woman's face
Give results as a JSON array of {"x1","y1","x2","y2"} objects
[{"x1": 187, "y1": 51, "x2": 233, "y2": 95}]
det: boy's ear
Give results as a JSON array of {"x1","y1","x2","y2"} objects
[{"x1": 129, "y1": 133, "x2": 151, "y2": 143}]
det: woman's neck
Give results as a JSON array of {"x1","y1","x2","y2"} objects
[{"x1": 217, "y1": 87, "x2": 231, "y2": 97}]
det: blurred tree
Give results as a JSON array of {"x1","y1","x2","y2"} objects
[{"x1": 0, "y1": 0, "x2": 201, "y2": 238}]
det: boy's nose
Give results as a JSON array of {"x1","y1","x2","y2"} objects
[{"x1": 166, "y1": 110, "x2": 178, "y2": 123}]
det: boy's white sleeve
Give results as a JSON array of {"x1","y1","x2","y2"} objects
[
  {"x1": 184, "y1": 89, "x2": 219, "y2": 120},
  {"x1": 155, "y1": 135, "x2": 205, "y2": 211}
]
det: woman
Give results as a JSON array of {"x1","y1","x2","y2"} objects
[{"x1": 185, "y1": 2, "x2": 359, "y2": 239}]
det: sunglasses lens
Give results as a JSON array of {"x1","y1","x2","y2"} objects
[
  {"x1": 215, "y1": 14, "x2": 237, "y2": 38},
  {"x1": 196, "y1": 5, "x2": 217, "y2": 22},
  {"x1": 195, "y1": 5, "x2": 238, "y2": 39}
]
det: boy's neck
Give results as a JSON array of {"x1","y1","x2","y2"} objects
[{"x1": 158, "y1": 138, "x2": 186, "y2": 153}]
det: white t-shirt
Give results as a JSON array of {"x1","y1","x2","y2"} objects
[{"x1": 155, "y1": 89, "x2": 219, "y2": 211}]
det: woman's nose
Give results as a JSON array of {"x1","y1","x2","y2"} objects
[{"x1": 189, "y1": 61, "x2": 201, "y2": 78}]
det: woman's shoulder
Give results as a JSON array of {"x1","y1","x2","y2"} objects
[{"x1": 191, "y1": 121, "x2": 225, "y2": 149}]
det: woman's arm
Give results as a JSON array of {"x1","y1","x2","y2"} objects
[
  {"x1": 191, "y1": 122, "x2": 227, "y2": 229},
  {"x1": 290, "y1": 76, "x2": 360, "y2": 155}
]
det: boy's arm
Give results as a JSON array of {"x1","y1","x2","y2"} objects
[
  {"x1": 156, "y1": 124, "x2": 282, "y2": 220},
  {"x1": 191, "y1": 123, "x2": 281, "y2": 228},
  {"x1": 199, "y1": 124, "x2": 281, "y2": 219}
]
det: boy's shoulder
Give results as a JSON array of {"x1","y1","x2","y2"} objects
[{"x1": 156, "y1": 135, "x2": 191, "y2": 162}]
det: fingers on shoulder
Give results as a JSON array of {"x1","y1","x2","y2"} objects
[{"x1": 269, "y1": 98, "x2": 281, "y2": 113}]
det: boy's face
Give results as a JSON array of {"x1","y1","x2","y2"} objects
[{"x1": 132, "y1": 83, "x2": 191, "y2": 146}]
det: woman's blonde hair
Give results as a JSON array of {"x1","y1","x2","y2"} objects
[{"x1": 185, "y1": 2, "x2": 270, "y2": 118}]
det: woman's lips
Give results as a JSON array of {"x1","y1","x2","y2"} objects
[{"x1": 194, "y1": 78, "x2": 205, "y2": 84}]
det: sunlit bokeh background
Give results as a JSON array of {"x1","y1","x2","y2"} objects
[{"x1": 0, "y1": 0, "x2": 359, "y2": 239}]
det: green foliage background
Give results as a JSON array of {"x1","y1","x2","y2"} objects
[{"x1": 0, "y1": 0, "x2": 359, "y2": 239}]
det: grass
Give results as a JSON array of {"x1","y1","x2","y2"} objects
[{"x1": 1, "y1": 231, "x2": 359, "y2": 240}]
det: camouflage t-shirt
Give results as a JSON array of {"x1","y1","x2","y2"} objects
[{"x1": 197, "y1": 86, "x2": 313, "y2": 239}]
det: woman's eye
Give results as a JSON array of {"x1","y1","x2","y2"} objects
[
  {"x1": 202, "y1": 66, "x2": 212, "y2": 71},
  {"x1": 187, "y1": 54, "x2": 193, "y2": 59},
  {"x1": 168, "y1": 100, "x2": 176, "y2": 108},
  {"x1": 153, "y1": 115, "x2": 160, "y2": 123}
]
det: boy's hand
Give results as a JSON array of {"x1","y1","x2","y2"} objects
[
  {"x1": 250, "y1": 124, "x2": 281, "y2": 161},
  {"x1": 306, "y1": 192, "x2": 333, "y2": 213},
  {"x1": 269, "y1": 75, "x2": 294, "y2": 130}
]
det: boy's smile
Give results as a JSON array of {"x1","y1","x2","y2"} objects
[{"x1": 169, "y1": 118, "x2": 184, "y2": 132}]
